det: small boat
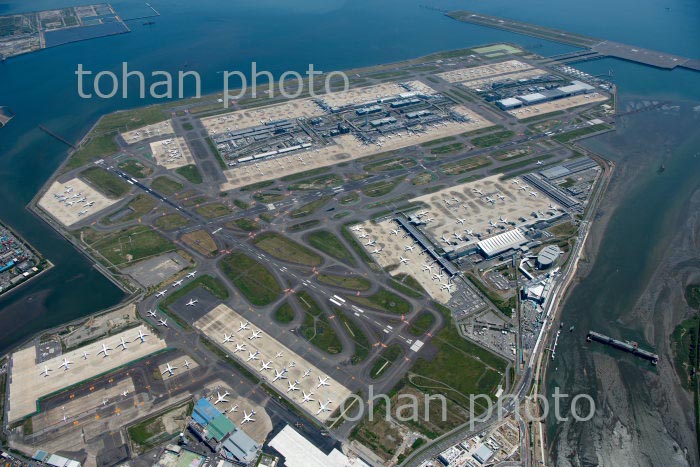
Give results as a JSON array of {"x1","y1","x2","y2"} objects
[
  {"x1": 143, "y1": 20, "x2": 155, "y2": 26},
  {"x1": 569, "y1": 325, "x2": 575, "y2": 332},
  {"x1": 658, "y1": 163, "x2": 666, "y2": 173}
]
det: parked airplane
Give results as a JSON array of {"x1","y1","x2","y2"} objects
[
  {"x1": 41, "y1": 366, "x2": 52, "y2": 377},
  {"x1": 287, "y1": 380, "x2": 300, "y2": 392},
  {"x1": 302, "y1": 368, "x2": 312, "y2": 378},
  {"x1": 536, "y1": 160, "x2": 544, "y2": 165},
  {"x1": 274, "y1": 352, "x2": 284, "y2": 359},
  {"x1": 134, "y1": 329, "x2": 148, "y2": 343},
  {"x1": 399, "y1": 257, "x2": 409, "y2": 265},
  {"x1": 497, "y1": 194, "x2": 506, "y2": 200},
  {"x1": 234, "y1": 343, "x2": 246, "y2": 353},
  {"x1": 185, "y1": 299, "x2": 198, "y2": 307},
  {"x1": 156, "y1": 290, "x2": 167, "y2": 298},
  {"x1": 529, "y1": 191, "x2": 538, "y2": 197},
  {"x1": 214, "y1": 391, "x2": 230, "y2": 405},
  {"x1": 371, "y1": 248, "x2": 383, "y2": 255},
  {"x1": 172, "y1": 280, "x2": 183, "y2": 287},
  {"x1": 58, "y1": 358, "x2": 73, "y2": 370},
  {"x1": 228, "y1": 405, "x2": 239, "y2": 414},
  {"x1": 158, "y1": 318, "x2": 168, "y2": 327},
  {"x1": 485, "y1": 197, "x2": 495, "y2": 204},
  {"x1": 242, "y1": 410, "x2": 256, "y2": 424},
  {"x1": 317, "y1": 376, "x2": 330, "y2": 388},
  {"x1": 441, "y1": 283, "x2": 455, "y2": 292},
  {"x1": 364, "y1": 239, "x2": 376, "y2": 246},
  {"x1": 404, "y1": 244, "x2": 415, "y2": 251},
  {"x1": 416, "y1": 210, "x2": 428, "y2": 217},
  {"x1": 183, "y1": 360, "x2": 191, "y2": 369},
  {"x1": 456, "y1": 218, "x2": 466, "y2": 225},
  {"x1": 249, "y1": 330, "x2": 262, "y2": 340},
  {"x1": 260, "y1": 361, "x2": 273, "y2": 371},
  {"x1": 238, "y1": 322, "x2": 250, "y2": 332},
  {"x1": 121, "y1": 390, "x2": 129, "y2": 397},
  {"x1": 98, "y1": 343, "x2": 112, "y2": 357},
  {"x1": 162, "y1": 363, "x2": 177, "y2": 376},
  {"x1": 422, "y1": 264, "x2": 433, "y2": 273},
  {"x1": 472, "y1": 188, "x2": 483, "y2": 195},
  {"x1": 273, "y1": 369, "x2": 288, "y2": 382},
  {"x1": 186, "y1": 271, "x2": 197, "y2": 278},
  {"x1": 246, "y1": 351, "x2": 260, "y2": 362},
  {"x1": 390, "y1": 229, "x2": 399, "y2": 235},
  {"x1": 301, "y1": 391, "x2": 314, "y2": 403},
  {"x1": 316, "y1": 400, "x2": 333, "y2": 415},
  {"x1": 81, "y1": 350, "x2": 90, "y2": 360},
  {"x1": 117, "y1": 337, "x2": 130, "y2": 350},
  {"x1": 147, "y1": 309, "x2": 157, "y2": 317},
  {"x1": 222, "y1": 334, "x2": 233, "y2": 344},
  {"x1": 499, "y1": 216, "x2": 508, "y2": 224}
]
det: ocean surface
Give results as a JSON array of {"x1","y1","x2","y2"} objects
[{"x1": 1, "y1": 0, "x2": 699, "y2": 462}]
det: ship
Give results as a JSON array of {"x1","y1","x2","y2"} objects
[
  {"x1": 143, "y1": 20, "x2": 156, "y2": 26},
  {"x1": 658, "y1": 163, "x2": 666, "y2": 173}
]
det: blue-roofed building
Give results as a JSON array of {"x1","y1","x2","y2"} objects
[{"x1": 192, "y1": 398, "x2": 220, "y2": 426}]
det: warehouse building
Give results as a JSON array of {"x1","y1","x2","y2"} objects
[
  {"x1": 497, "y1": 80, "x2": 597, "y2": 110},
  {"x1": 477, "y1": 229, "x2": 528, "y2": 258}
]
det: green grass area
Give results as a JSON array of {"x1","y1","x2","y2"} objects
[
  {"x1": 219, "y1": 251, "x2": 282, "y2": 306},
  {"x1": 83, "y1": 225, "x2": 175, "y2": 267},
  {"x1": 127, "y1": 402, "x2": 192, "y2": 453},
  {"x1": 151, "y1": 176, "x2": 183, "y2": 195},
  {"x1": 233, "y1": 199, "x2": 249, "y2": 209},
  {"x1": 102, "y1": 194, "x2": 156, "y2": 225},
  {"x1": 409, "y1": 304, "x2": 507, "y2": 409},
  {"x1": 409, "y1": 312, "x2": 435, "y2": 336},
  {"x1": 79, "y1": 167, "x2": 131, "y2": 199},
  {"x1": 280, "y1": 166, "x2": 331, "y2": 182},
  {"x1": 297, "y1": 291, "x2": 343, "y2": 355},
  {"x1": 553, "y1": 124, "x2": 610, "y2": 143},
  {"x1": 118, "y1": 159, "x2": 152, "y2": 178},
  {"x1": 274, "y1": 301, "x2": 296, "y2": 324},
  {"x1": 154, "y1": 213, "x2": 189, "y2": 231},
  {"x1": 439, "y1": 156, "x2": 491, "y2": 175},
  {"x1": 182, "y1": 122, "x2": 194, "y2": 131},
  {"x1": 339, "y1": 192, "x2": 360, "y2": 205},
  {"x1": 253, "y1": 232, "x2": 323, "y2": 266},
  {"x1": 420, "y1": 136, "x2": 456, "y2": 147},
  {"x1": 348, "y1": 288, "x2": 411, "y2": 314},
  {"x1": 175, "y1": 164, "x2": 203, "y2": 184},
  {"x1": 548, "y1": 221, "x2": 579, "y2": 238},
  {"x1": 227, "y1": 218, "x2": 259, "y2": 231},
  {"x1": 370, "y1": 344, "x2": 403, "y2": 379},
  {"x1": 239, "y1": 180, "x2": 274, "y2": 191},
  {"x1": 317, "y1": 273, "x2": 371, "y2": 291},
  {"x1": 686, "y1": 284, "x2": 700, "y2": 310},
  {"x1": 288, "y1": 174, "x2": 343, "y2": 191},
  {"x1": 336, "y1": 308, "x2": 371, "y2": 364},
  {"x1": 64, "y1": 106, "x2": 168, "y2": 171},
  {"x1": 498, "y1": 154, "x2": 553, "y2": 173},
  {"x1": 306, "y1": 230, "x2": 356, "y2": 265},
  {"x1": 253, "y1": 192, "x2": 285, "y2": 203},
  {"x1": 466, "y1": 274, "x2": 515, "y2": 317},
  {"x1": 430, "y1": 142, "x2": 465, "y2": 155},
  {"x1": 288, "y1": 219, "x2": 320, "y2": 232},
  {"x1": 671, "y1": 315, "x2": 699, "y2": 391},
  {"x1": 361, "y1": 176, "x2": 405, "y2": 198},
  {"x1": 411, "y1": 172, "x2": 436, "y2": 185},
  {"x1": 364, "y1": 157, "x2": 417, "y2": 173},
  {"x1": 471, "y1": 130, "x2": 515, "y2": 148},
  {"x1": 341, "y1": 224, "x2": 376, "y2": 267},
  {"x1": 195, "y1": 202, "x2": 232, "y2": 219},
  {"x1": 290, "y1": 196, "x2": 333, "y2": 218},
  {"x1": 388, "y1": 276, "x2": 423, "y2": 299}
]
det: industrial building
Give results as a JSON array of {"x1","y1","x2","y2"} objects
[
  {"x1": 536, "y1": 245, "x2": 561, "y2": 269},
  {"x1": 189, "y1": 398, "x2": 260, "y2": 464},
  {"x1": 477, "y1": 229, "x2": 528, "y2": 258},
  {"x1": 32, "y1": 451, "x2": 81, "y2": 467},
  {"x1": 496, "y1": 80, "x2": 595, "y2": 110}
]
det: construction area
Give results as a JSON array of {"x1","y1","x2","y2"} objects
[
  {"x1": 194, "y1": 304, "x2": 352, "y2": 422},
  {"x1": 6, "y1": 324, "x2": 166, "y2": 423},
  {"x1": 37, "y1": 178, "x2": 123, "y2": 227}
]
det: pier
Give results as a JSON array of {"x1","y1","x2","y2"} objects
[
  {"x1": 586, "y1": 330, "x2": 659, "y2": 364},
  {"x1": 448, "y1": 11, "x2": 700, "y2": 72},
  {"x1": 39, "y1": 125, "x2": 77, "y2": 149}
]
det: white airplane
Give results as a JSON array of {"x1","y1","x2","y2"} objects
[
  {"x1": 162, "y1": 363, "x2": 177, "y2": 376},
  {"x1": 358, "y1": 233, "x2": 368, "y2": 239},
  {"x1": 41, "y1": 366, "x2": 52, "y2": 377},
  {"x1": 156, "y1": 290, "x2": 167, "y2": 298},
  {"x1": 222, "y1": 334, "x2": 233, "y2": 344},
  {"x1": 422, "y1": 264, "x2": 433, "y2": 273},
  {"x1": 238, "y1": 322, "x2": 250, "y2": 332},
  {"x1": 287, "y1": 380, "x2": 300, "y2": 392},
  {"x1": 273, "y1": 369, "x2": 288, "y2": 382},
  {"x1": 441, "y1": 283, "x2": 455, "y2": 292},
  {"x1": 260, "y1": 361, "x2": 273, "y2": 371},
  {"x1": 147, "y1": 309, "x2": 157, "y2": 317},
  {"x1": 246, "y1": 351, "x2": 260, "y2": 362},
  {"x1": 453, "y1": 232, "x2": 463, "y2": 241},
  {"x1": 85, "y1": 201, "x2": 95, "y2": 207},
  {"x1": 186, "y1": 299, "x2": 198, "y2": 307},
  {"x1": 486, "y1": 197, "x2": 495, "y2": 204},
  {"x1": 102, "y1": 398, "x2": 109, "y2": 406},
  {"x1": 316, "y1": 400, "x2": 333, "y2": 415},
  {"x1": 489, "y1": 220, "x2": 498, "y2": 227},
  {"x1": 497, "y1": 194, "x2": 506, "y2": 200},
  {"x1": 117, "y1": 337, "x2": 130, "y2": 350},
  {"x1": 364, "y1": 239, "x2": 376, "y2": 246},
  {"x1": 58, "y1": 358, "x2": 73, "y2": 370},
  {"x1": 242, "y1": 410, "x2": 256, "y2": 424},
  {"x1": 234, "y1": 343, "x2": 246, "y2": 353},
  {"x1": 249, "y1": 330, "x2": 263, "y2": 340},
  {"x1": 158, "y1": 318, "x2": 168, "y2": 327},
  {"x1": 371, "y1": 248, "x2": 383, "y2": 255},
  {"x1": 228, "y1": 405, "x2": 239, "y2": 414},
  {"x1": 530, "y1": 191, "x2": 538, "y2": 197},
  {"x1": 424, "y1": 218, "x2": 434, "y2": 224},
  {"x1": 404, "y1": 244, "x2": 415, "y2": 252},
  {"x1": 186, "y1": 271, "x2": 197, "y2": 278},
  {"x1": 536, "y1": 160, "x2": 544, "y2": 165},
  {"x1": 512, "y1": 179, "x2": 521, "y2": 185},
  {"x1": 98, "y1": 343, "x2": 112, "y2": 357},
  {"x1": 441, "y1": 235, "x2": 451, "y2": 244},
  {"x1": 399, "y1": 257, "x2": 409, "y2": 265},
  {"x1": 466, "y1": 229, "x2": 474, "y2": 236},
  {"x1": 121, "y1": 390, "x2": 129, "y2": 397},
  {"x1": 472, "y1": 188, "x2": 483, "y2": 195},
  {"x1": 456, "y1": 218, "x2": 466, "y2": 225},
  {"x1": 302, "y1": 368, "x2": 312, "y2": 378},
  {"x1": 351, "y1": 225, "x2": 362, "y2": 232},
  {"x1": 183, "y1": 360, "x2": 191, "y2": 369},
  {"x1": 390, "y1": 229, "x2": 399, "y2": 235},
  {"x1": 172, "y1": 280, "x2": 183, "y2": 287},
  {"x1": 301, "y1": 391, "x2": 315, "y2": 403},
  {"x1": 499, "y1": 216, "x2": 508, "y2": 224},
  {"x1": 81, "y1": 350, "x2": 90, "y2": 360},
  {"x1": 136, "y1": 329, "x2": 149, "y2": 343},
  {"x1": 78, "y1": 210, "x2": 88, "y2": 216},
  {"x1": 274, "y1": 351, "x2": 284, "y2": 359},
  {"x1": 214, "y1": 391, "x2": 230, "y2": 405},
  {"x1": 317, "y1": 376, "x2": 330, "y2": 388}
]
